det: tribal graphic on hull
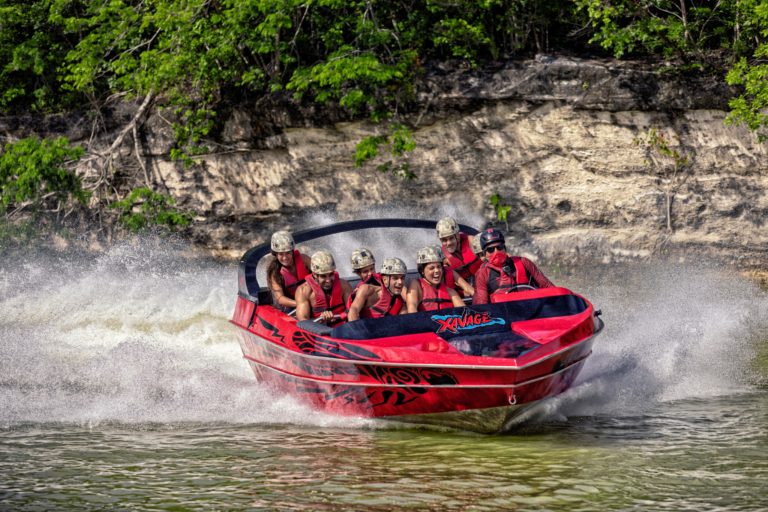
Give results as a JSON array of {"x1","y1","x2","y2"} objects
[{"x1": 292, "y1": 330, "x2": 382, "y2": 361}]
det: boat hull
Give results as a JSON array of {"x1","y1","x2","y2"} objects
[{"x1": 233, "y1": 305, "x2": 597, "y2": 432}]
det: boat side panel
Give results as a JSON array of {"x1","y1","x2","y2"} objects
[
  {"x1": 235, "y1": 325, "x2": 594, "y2": 387},
  {"x1": 244, "y1": 357, "x2": 588, "y2": 418}
]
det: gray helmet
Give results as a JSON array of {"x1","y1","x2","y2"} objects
[
  {"x1": 310, "y1": 250, "x2": 336, "y2": 274},
  {"x1": 380, "y1": 257, "x2": 407, "y2": 276},
  {"x1": 416, "y1": 245, "x2": 444, "y2": 265},
  {"x1": 271, "y1": 230, "x2": 294, "y2": 252},
  {"x1": 350, "y1": 247, "x2": 375, "y2": 270},
  {"x1": 436, "y1": 216, "x2": 460, "y2": 238},
  {"x1": 470, "y1": 235, "x2": 483, "y2": 255}
]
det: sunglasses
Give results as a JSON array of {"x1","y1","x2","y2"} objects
[{"x1": 485, "y1": 245, "x2": 506, "y2": 254}]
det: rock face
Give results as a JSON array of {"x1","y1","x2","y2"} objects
[{"x1": 7, "y1": 57, "x2": 768, "y2": 266}]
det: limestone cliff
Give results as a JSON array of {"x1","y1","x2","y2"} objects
[{"x1": 4, "y1": 57, "x2": 768, "y2": 266}]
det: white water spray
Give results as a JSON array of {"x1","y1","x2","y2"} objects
[{"x1": 1, "y1": 220, "x2": 766, "y2": 428}]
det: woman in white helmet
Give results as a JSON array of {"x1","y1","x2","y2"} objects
[
  {"x1": 349, "y1": 247, "x2": 378, "y2": 285},
  {"x1": 295, "y1": 250, "x2": 352, "y2": 324},
  {"x1": 346, "y1": 247, "x2": 380, "y2": 311},
  {"x1": 406, "y1": 245, "x2": 465, "y2": 313},
  {"x1": 266, "y1": 230, "x2": 312, "y2": 311},
  {"x1": 347, "y1": 257, "x2": 407, "y2": 321},
  {"x1": 436, "y1": 216, "x2": 482, "y2": 281}
]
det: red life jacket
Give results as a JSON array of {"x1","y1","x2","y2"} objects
[
  {"x1": 443, "y1": 264, "x2": 472, "y2": 298},
  {"x1": 418, "y1": 278, "x2": 454, "y2": 312},
  {"x1": 369, "y1": 281, "x2": 404, "y2": 318},
  {"x1": 305, "y1": 272, "x2": 345, "y2": 318},
  {"x1": 443, "y1": 233, "x2": 482, "y2": 279},
  {"x1": 280, "y1": 250, "x2": 310, "y2": 299},
  {"x1": 487, "y1": 256, "x2": 530, "y2": 297},
  {"x1": 345, "y1": 273, "x2": 382, "y2": 317}
]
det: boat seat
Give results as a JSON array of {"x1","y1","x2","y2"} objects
[{"x1": 296, "y1": 320, "x2": 333, "y2": 336}]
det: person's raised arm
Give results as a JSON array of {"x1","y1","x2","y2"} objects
[
  {"x1": 448, "y1": 287, "x2": 464, "y2": 307},
  {"x1": 295, "y1": 284, "x2": 312, "y2": 321},
  {"x1": 453, "y1": 270, "x2": 474, "y2": 297},
  {"x1": 347, "y1": 284, "x2": 372, "y2": 321},
  {"x1": 406, "y1": 279, "x2": 422, "y2": 313},
  {"x1": 269, "y1": 273, "x2": 296, "y2": 309}
]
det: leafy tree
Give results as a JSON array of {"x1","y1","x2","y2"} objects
[
  {"x1": 726, "y1": 0, "x2": 768, "y2": 140},
  {"x1": 354, "y1": 123, "x2": 417, "y2": 179},
  {"x1": 110, "y1": 187, "x2": 192, "y2": 232},
  {"x1": 575, "y1": 0, "x2": 743, "y2": 59},
  {"x1": 490, "y1": 193, "x2": 512, "y2": 229},
  {"x1": 0, "y1": 136, "x2": 87, "y2": 216},
  {"x1": 0, "y1": 0, "x2": 83, "y2": 112}
]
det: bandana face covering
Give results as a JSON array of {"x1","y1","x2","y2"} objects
[{"x1": 489, "y1": 251, "x2": 507, "y2": 267}]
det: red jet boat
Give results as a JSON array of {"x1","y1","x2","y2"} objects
[{"x1": 231, "y1": 219, "x2": 604, "y2": 433}]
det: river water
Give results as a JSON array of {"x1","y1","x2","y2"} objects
[{"x1": 1, "y1": 236, "x2": 767, "y2": 511}]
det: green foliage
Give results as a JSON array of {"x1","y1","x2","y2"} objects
[
  {"x1": 0, "y1": 1, "x2": 83, "y2": 112},
  {"x1": 354, "y1": 123, "x2": 416, "y2": 179},
  {"x1": 170, "y1": 108, "x2": 215, "y2": 166},
  {"x1": 634, "y1": 127, "x2": 693, "y2": 232},
  {"x1": 575, "y1": 0, "x2": 746, "y2": 59},
  {"x1": 0, "y1": 136, "x2": 87, "y2": 213},
  {"x1": 725, "y1": 1, "x2": 768, "y2": 140},
  {"x1": 490, "y1": 193, "x2": 512, "y2": 228},
  {"x1": 110, "y1": 187, "x2": 193, "y2": 232}
]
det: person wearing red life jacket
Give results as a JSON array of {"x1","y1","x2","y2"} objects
[
  {"x1": 295, "y1": 250, "x2": 353, "y2": 324},
  {"x1": 437, "y1": 216, "x2": 483, "y2": 281},
  {"x1": 347, "y1": 257, "x2": 407, "y2": 321},
  {"x1": 406, "y1": 245, "x2": 465, "y2": 313},
  {"x1": 350, "y1": 247, "x2": 378, "y2": 286},
  {"x1": 266, "y1": 230, "x2": 312, "y2": 311},
  {"x1": 345, "y1": 247, "x2": 381, "y2": 313},
  {"x1": 472, "y1": 229, "x2": 555, "y2": 305}
]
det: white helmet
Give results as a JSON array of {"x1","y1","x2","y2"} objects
[
  {"x1": 416, "y1": 245, "x2": 444, "y2": 265},
  {"x1": 310, "y1": 250, "x2": 336, "y2": 274},
  {"x1": 436, "y1": 217, "x2": 460, "y2": 238},
  {"x1": 271, "y1": 230, "x2": 294, "y2": 252},
  {"x1": 380, "y1": 257, "x2": 407, "y2": 276},
  {"x1": 350, "y1": 247, "x2": 375, "y2": 270}
]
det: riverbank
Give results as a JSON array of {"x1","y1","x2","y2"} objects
[{"x1": 2, "y1": 57, "x2": 767, "y2": 267}]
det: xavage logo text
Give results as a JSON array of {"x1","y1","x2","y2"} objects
[{"x1": 431, "y1": 308, "x2": 505, "y2": 334}]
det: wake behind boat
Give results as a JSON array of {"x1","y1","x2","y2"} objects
[{"x1": 231, "y1": 219, "x2": 604, "y2": 433}]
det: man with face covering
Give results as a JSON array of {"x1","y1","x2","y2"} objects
[{"x1": 471, "y1": 229, "x2": 554, "y2": 305}]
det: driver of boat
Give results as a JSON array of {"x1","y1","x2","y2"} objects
[
  {"x1": 266, "y1": 230, "x2": 312, "y2": 311},
  {"x1": 295, "y1": 250, "x2": 353, "y2": 324},
  {"x1": 406, "y1": 245, "x2": 466, "y2": 313},
  {"x1": 347, "y1": 257, "x2": 407, "y2": 321},
  {"x1": 472, "y1": 229, "x2": 555, "y2": 305},
  {"x1": 437, "y1": 216, "x2": 483, "y2": 282}
]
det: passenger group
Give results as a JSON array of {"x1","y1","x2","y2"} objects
[{"x1": 267, "y1": 217, "x2": 554, "y2": 325}]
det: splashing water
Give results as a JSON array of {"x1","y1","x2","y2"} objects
[{"x1": 1, "y1": 226, "x2": 766, "y2": 429}]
